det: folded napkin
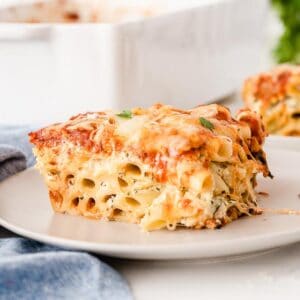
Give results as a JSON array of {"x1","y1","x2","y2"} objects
[
  {"x1": 0, "y1": 238, "x2": 132, "y2": 300},
  {"x1": 0, "y1": 125, "x2": 133, "y2": 300},
  {"x1": 0, "y1": 125, "x2": 35, "y2": 181}
]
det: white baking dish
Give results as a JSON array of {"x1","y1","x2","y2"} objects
[{"x1": 0, "y1": 0, "x2": 269, "y2": 124}]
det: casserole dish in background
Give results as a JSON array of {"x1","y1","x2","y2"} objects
[{"x1": 0, "y1": 0, "x2": 269, "y2": 124}]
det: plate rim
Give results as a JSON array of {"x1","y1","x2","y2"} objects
[
  {"x1": 0, "y1": 148, "x2": 300, "y2": 260},
  {"x1": 2, "y1": 213, "x2": 300, "y2": 260}
]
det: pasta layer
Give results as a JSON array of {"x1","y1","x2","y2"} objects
[
  {"x1": 243, "y1": 64, "x2": 300, "y2": 136},
  {"x1": 29, "y1": 103, "x2": 271, "y2": 231}
]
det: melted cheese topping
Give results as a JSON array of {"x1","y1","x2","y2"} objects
[
  {"x1": 29, "y1": 103, "x2": 270, "y2": 231},
  {"x1": 243, "y1": 64, "x2": 300, "y2": 136}
]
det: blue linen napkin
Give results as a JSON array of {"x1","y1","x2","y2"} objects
[
  {"x1": 0, "y1": 125, "x2": 133, "y2": 300},
  {"x1": 0, "y1": 125, "x2": 35, "y2": 181}
]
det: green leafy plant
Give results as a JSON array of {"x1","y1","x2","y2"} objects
[{"x1": 272, "y1": 0, "x2": 300, "y2": 63}]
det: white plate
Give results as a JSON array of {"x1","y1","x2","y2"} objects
[
  {"x1": 0, "y1": 149, "x2": 299, "y2": 260},
  {"x1": 265, "y1": 135, "x2": 300, "y2": 152}
]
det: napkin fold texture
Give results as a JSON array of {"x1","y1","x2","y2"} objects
[
  {"x1": 0, "y1": 125, "x2": 35, "y2": 181},
  {"x1": 0, "y1": 238, "x2": 132, "y2": 300}
]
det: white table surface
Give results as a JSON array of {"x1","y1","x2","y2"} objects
[{"x1": 1, "y1": 95, "x2": 299, "y2": 300}]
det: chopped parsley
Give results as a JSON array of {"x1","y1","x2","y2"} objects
[
  {"x1": 199, "y1": 117, "x2": 214, "y2": 131},
  {"x1": 116, "y1": 110, "x2": 132, "y2": 119}
]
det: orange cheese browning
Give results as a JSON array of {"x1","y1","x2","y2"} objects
[
  {"x1": 29, "y1": 103, "x2": 270, "y2": 231},
  {"x1": 243, "y1": 65, "x2": 300, "y2": 136}
]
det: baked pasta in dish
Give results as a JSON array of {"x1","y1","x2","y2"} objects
[
  {"x1": 29, "y1": 104, "x2": 271, "y2": 231},
  {"x1": 243, "y1": 65, "x2": 300, "y2": 136}
]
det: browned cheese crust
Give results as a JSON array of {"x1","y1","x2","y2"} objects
[
  {"x1": 29, "y1": 103, "x2": 270, "y2": 231},
  {"x1": 243, "y1": 65, "x2": 300, "y2": 136}
]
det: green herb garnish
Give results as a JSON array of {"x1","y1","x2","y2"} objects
[
  {"x1": 199, "y1": 117, "x2": 214, "y2": 131},
  {"x1": 116, "y1": 110, "x2": 132, "y2": 119}
]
